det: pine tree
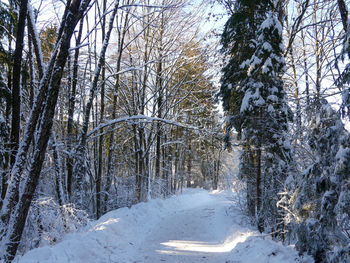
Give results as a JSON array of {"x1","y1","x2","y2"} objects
[
  {"x1": 293, "y1": 100, "x2": 349, "y2": 261},
  {"x1": 220, "y1": 0, "x2": 269, "y2": 222},
  {"x1": 220, "y1": 1, "x2": 292, "y2": 235},
  {"x1": 330, "y1": 134, "x2": 350, "y2": 262},
  {"x1": 220, "y1": 0, "x2": 268, "y2": 139},
  {"x1": 337, "y1": 0, "x2": 350, "y2": 118}
]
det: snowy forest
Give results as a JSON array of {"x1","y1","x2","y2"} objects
[{"x1": 0, "y1": 0, "x2": 349, "y2": 262}]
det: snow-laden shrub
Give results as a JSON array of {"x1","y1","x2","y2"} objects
[
  {"x1": 328, "y1": 243, "x2": 350, "y2": 263},
  {"x1": 18, "y1": 198, "x2": 89, "y2": 255},
  {"x1": 291, "y1": 101, "x2": 350, "y2": 261},
  {"x1": 295, "y1": 218, "x2": 327, "y2": 262}
]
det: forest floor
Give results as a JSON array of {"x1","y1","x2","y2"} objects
[{"x1": 16, "y1": 189, "x2": 313, "y2": 263}]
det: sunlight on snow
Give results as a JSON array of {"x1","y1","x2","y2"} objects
[
  {"x1": 157, "y1": 232, "x2": 253, "y2": 255},
  {"x1": 93, "y1": 218, "x2": 119, "y2": 231}
]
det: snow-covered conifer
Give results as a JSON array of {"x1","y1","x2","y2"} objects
[
  {"x1": 294, "y1": 100, "x2": 349, "y2": 261},
  {"x1": 220, "y1": 1, "x2": 292, "y2": 235}
]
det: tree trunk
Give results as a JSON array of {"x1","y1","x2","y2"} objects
[
  {"x1": 66, "y1": 18, "x2": 83, "y2": 201},
  {"x1": 155, "y1": 41, "x2": 164, "y2": 181},
  {"x1": 104, "y1": 6, "x2": 130, "y2": 211},
  {"x1": 2, "y1": 0, "x2": 28, "y2": 209},
  {"x1": 337, "y1": 0, "x2": 348, "y2": 33},
  {"x1": 301, "y1": 28, "x2": 310, "y2": 110},
  {"x1": 27, "y1": 32, "x2": 34, "y2": 108},
  {"x1": 10, "y1": 0, "x2": 28, "y2": 166},
  {"x1": 0, "y1": 1, "x2": 90, "y2": 260},
  {"x1": 313, "y1": 0, "x2": 321, "y2": 102},
  {"x1": 256, "y1": 147, "x2": 264, "y2": 233},
  {"x1": 27, "y1": 5, "x2": 44, "y2": 79},
  {"x1": 173, "y1": 141, "x2": 179, "y2": 193},
  {"x1": 73, "y1": 1, "x2": 119, "y2": 209},
  {"x1": 96, "y1": 0, "x2": 107, "y2": 220},
  {"x1": 51, "y1": 133, "x2": 66, "y2": 206},
  {"x1": 1, "y1": 0, "x2": 14, "y2": 208},
  {"x1": 287, "y1": 42, "x2": 301, "y2": 138},
  {"x1": 187, "y1": 141, "x2": 192, "y2": 188},
  {"x1": 0, "y1": 0, "x2": 73, "y2": 229},
  {"x1": 162, "y1": 132, "x2": 168, "y2": 196},
  {"x1": 246, "y1": 140, "x2": 255, "y2": 218}
]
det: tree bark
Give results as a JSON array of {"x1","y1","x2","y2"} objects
[
  {"x1": 104, "y1": 6, "x2": 129, "y2": 213},
  {"x1": 301, "y1": 28, "x2": 310, "y2": 110},
  {"x1": 74, "y1": 1, "x2": 119, "y2": 209},
  {"x1": 3, "y1": 0, "x2": 28, "y2": 209},
  {"x1": 27, "y1": 5, "x2": 44, "y2": 79},
  {"x1": 27, "y1": 31, "x2": 34, "y2": 108},
  {"x1": 186, "y1": 141, "x2": 192, "y2": 188},
  {"x1": 0, "y1": 0, "x2": 73, "y2": 230},
  {"x1": 51, "y1": 133, "x2": 66, "y2": 206},
  {"x1": 1, "y1": 0, "x2": 14, "y2": 208},
  {"x1": 96, "y1": 0, "x2": 107, "y2": 220},
  {"x1": 66, "y1": 18, "x2": 84, "y2": 201},
  {"x1": 155, "y1": 18, "x2": 164, "y2": 180},
  {"x1": 256, "y1": 147, "x2": 264, "y2": 233},
  {"x1": 337, "y1": 0, "x2": 348, "y2": 32},
  {"x1": 246, "y1": 140, "x2": 255, "y2": 218},
  {"x1": 1, "y1": 1, "x2": 90, "y2": 261},
  {"x1": 313, "y1": 0, "x2": 321, "y2": 102},
  {"x1": 10, "y1": 0, "x2": 28, "y2": 166}
]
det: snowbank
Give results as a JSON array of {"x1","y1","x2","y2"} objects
[
  {"x1": 15, "y1": 189, "x2": 213, "y2": 263},
  {"x1": 16, "y1": 189, "x2": 312, "y2": 263}
]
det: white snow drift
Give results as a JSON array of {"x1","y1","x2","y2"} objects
[{"x1": 16, "y1": 189, "x2": 312, "y2": 263}]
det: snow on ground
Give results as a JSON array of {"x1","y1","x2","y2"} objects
[{"x1": 16, "y1": 189, "x2": 313, "y2": 263}]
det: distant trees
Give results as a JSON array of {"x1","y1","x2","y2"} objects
[
  {"x1": 0, "y1": 0, "x2": 222, "y2": 260},
  {"x1": 1, "y1": 0, "x2": 349, "y2": 261}
]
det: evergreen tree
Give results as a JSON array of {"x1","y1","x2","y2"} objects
[
  {"x1": 220, "y1": 0, "x2": 268, "y2": 139},
  {"x1": 331, "y1": 134, "x2": 350, "y2": 262},
  {"x1": 220, "y1": 1, "x2": 292, "y2": 235},
  {"x1": 337, "y1": 1, "x2": 350, "y2": 118},
  {"x1": 220, "y1": 0, "x2": 269, "y2": 222},
  {"x1": 293, "y1": 100, "x2": 350, "y2": 261},
  {"x1": 251, "y1": 11, "x2": 292, "y2": 236}
]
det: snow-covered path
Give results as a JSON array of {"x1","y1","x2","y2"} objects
[
  {"x1": 134, "y1": 192, "x2": 250, "y2": 263},
  {"x1": 17, "y1": 189, "x2": 312, "y2": 263}
]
